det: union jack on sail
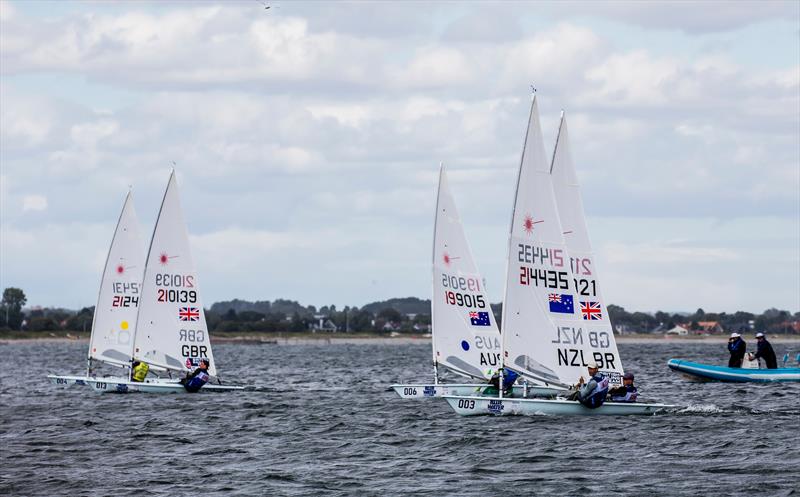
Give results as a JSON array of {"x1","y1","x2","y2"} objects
[
  {"x1": 179, "y1": 307, "x2": 200, "y2": 321},
  {"x1": 580, "y1": 301, "x2": 602, "y2": 320}
]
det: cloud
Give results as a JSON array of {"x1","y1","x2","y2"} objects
[
  {"x1": 550, "y1": 0, "x2": 799, "y2": 34},
  {"x1": 0, "y1": 2, "x2": 797, "y2": 313},
  {"x1": 22, "y1": 194, "x2": 47, "y2": 212}
]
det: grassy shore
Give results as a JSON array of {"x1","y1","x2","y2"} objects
[{"x1": 2, "y1": 330, "x2": 799, "y2": 345}]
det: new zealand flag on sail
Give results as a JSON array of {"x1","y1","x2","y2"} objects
[
  {"x1": 469, "y1": 311, "x2": 491, "y2": 326},
  {"x1": 548, "y1": 293, "x2": 574, "y2": 314}
]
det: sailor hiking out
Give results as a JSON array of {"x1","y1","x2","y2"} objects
[
  {"x1": 181, "y1": 358, "x2": 211, "y2": 393},
  {"x1": 608, "y1": 372, "x2": 637, "y2": 402},
  {"x1": 485, "y1": 368, "x2": 519, "y2": 396},
  {"x1": 566, "y1": 361, "x2": 609, "y2": 408},
  {"x1": 131, "y1": 361, "x2": 149, "y2": 382}
]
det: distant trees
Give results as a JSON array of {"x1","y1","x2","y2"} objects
[
  {"x1": 2, "y1": 286, "x2": 798, "y2": 336},
  {"x1": 1, "y1": 287, "x2": 27, "y2": 329}
]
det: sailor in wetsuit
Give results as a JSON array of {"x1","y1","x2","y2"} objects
[
  {"x1": 130, "y1": 361, "x2": 149, "y2": 382},
  {"x1": 749, "y1": 332, "x2": 778, "y2": 369},
  {"x1": 727, "y1": 333, "x2": 747, "y2": 368},
  {"x1": 608, "y1": 372, "x2": 638, "y2": 403},
  {"x1": 567, "y1": 361, "x2": 609, "y2": 409},
  {"x1": 180, "y1": 358, "x2": 210, "y2": 393},
  {"x1": 485, "y1": 368, "x2": 519, "y2": 396}
]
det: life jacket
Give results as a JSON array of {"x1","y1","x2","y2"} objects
[
  {"x1": 610, "y1": 384, "x2": 638, "y2": 403},
  {"x1": 502, "y1": 369, "x2": 519, "y2": 390},
  {"x1": 185, "y1": 370, "x2": 209, "y2": 391},
  {"x1": 131, "y1": 362, "x2": 149, "y2": 382},
  {"x1": 579, "y1": 373, "x2": 609, "y2": 409}
]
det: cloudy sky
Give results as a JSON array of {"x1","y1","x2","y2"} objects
[{"x1": 1, "y1": 0, "x2": 798, "y2": 314}]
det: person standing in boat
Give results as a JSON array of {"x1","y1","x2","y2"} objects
[
  {"x1": 566, "y1": 361, "x2": 609, "y2": 408},
  {"x1": 727, "y1": 333, "x2": 747, "y2": 368},
  {"x1": 181, "y1": 358, "x2": 211, "y2": 393},
  {"x1": 608, "y1": 372, "x2": 637, "y2": 402},
  {"x1": 749, "y1": 332, "x2": 777, "y2": 369},
  {"x1": 130, "y1": 361, "x2": 149, "y2": 382}
]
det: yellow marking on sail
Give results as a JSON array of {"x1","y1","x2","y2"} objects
[{"x1": 121, "y1": 320, "x2": 129, "y2": 330}]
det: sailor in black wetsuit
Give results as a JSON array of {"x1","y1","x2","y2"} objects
[
  {"x1": 727, "y1": 333, "x2": 746, "y2": 368},
  {"x1": 608, "y1": 372, "x2": 638, "y2": 402},
  {"x1": 751, "y1": 332, "x2": 778, "y2": 369},
  {"x1": 180, "y1": 358, "x2": 210, "y2": 393}
]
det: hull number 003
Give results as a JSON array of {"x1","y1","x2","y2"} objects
[{"x1": 457, "y1": 399, "x2": 476, "y2": 409}]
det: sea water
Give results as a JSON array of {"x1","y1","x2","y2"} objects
[{"x1": 1, "y1": 341, "x2": 798, "y2": 496}]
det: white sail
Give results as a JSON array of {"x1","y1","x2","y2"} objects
[
  {"x1": 550, "y1": 113, "x2": 624, "y2": 385},
  {"x1": 132, "y1": 171, "x2": 217, "y2": 377},
  {"x1": 87, "y1": 191, "x2": 144, "y2": 367},
  {"x1": 432, "y1": 164, "x2": 501, "y2": 380},
  {"x1": 501, "y1": 96, "x2": 608, "y2": 388}
]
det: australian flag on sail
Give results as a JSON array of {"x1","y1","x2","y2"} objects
[
  {"x1": 469, "y1": 311, "x2": 491, "y2": 326},
  {"x1": 580, "y1": 301, "x2": 603, "y2": 320},
  {"x1": 548, "y1": 294, "x2": 574, "y2": 314},
  {"x1": 179, "y1": 307, "x2": 200, "y2": 321}
]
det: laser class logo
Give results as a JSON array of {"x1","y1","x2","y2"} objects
[{"x1": 522, "y1": 214, "x2": 544, "y2": 235}]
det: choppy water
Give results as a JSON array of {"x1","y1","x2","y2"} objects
[{"x1": 1, "y1": 341, "x2": 798, "y2": 496}]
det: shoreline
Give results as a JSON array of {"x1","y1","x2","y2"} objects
[{"x1": 1, "y1": 332, "x2": 799, "y2": 346}]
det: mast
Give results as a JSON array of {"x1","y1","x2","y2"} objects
[
  {"x1": 499, "y1": 94, "x2": 537, "y2": 380},
  {"x1": 549, "y1": 110, "x2": 565, "y2": 175},
  {"x1": 431, "y1": 162, "x2": 445, "y2": 382},
  {"x1": 130, "y1": 169, "x2": 174, "y2": 373},
  {"x1": 86, "y1": 192, "x2": 130, "y2": 375}
]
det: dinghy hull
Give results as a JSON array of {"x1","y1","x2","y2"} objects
[
  {"x1": 442, "y1": 395, "x2": 673, "y2": 416},
  {"x1": 85, "y1": 378, "x2": 244, "y2": 393},
  {"x1": 47, "y1": 374, "x2": 91, "y2": 386},
  {"x1": 390, "y1": 383, "x2": 563, "y2": 398},
  {"x1": 667, "y1": 359, "x2": 800, "y2": 382}
]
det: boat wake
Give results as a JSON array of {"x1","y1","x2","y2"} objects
[{"x1": 675, "y1": 403, "x2": 796, "y2": 416}]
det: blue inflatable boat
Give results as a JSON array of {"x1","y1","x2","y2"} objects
[{"x1": 667, "y1": 359, "x2": 800, "y2": 382}]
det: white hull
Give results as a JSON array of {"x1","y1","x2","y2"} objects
[
  {"x1": 47, "y1": 374, "x2": 93, "y2": 387},
  {"x1": 390, "y1": 383, "x2": 564, "y2": 398},
  {"x1": 84, "y1": 377, "x2": 244, "y2": 394},
  {"x1": 443, "y1": 395, "x2": 674, "y2": 416}
]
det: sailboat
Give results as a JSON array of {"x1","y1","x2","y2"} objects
[
  {"x1": 667, "y1": 358, "x2": 800, "y2": 382},
  {"x1": 48, "y1": 191, "x2": 145, "y2": 386},
  {"x1": 85, "y1": 171, "x2": 243, "y2": 393},
  {"x1": 391, "y1": 163, "x2": 562, "y2": 398},
  {"x1": 444, "y1": 98, "x2": 673, "y2": 415}
]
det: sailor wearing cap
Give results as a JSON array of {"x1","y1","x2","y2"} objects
[
  {"x1": 566, "y1": 361, "x2": 609, "y2": 409},
  {"x1": 749, "y1": 332, "x2": 778, "y2": 369},
  {"x1": 609, "y1": 372, "x2": 638, "y2": 403},
  {"x1": 727, "y1": 332, "x2": 747, "y2": 368}
]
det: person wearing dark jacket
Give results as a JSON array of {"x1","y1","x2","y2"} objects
[
  {"x1": 751, "y1": 333, "x2": 778, "y2": 369},
  {"x1": 608, "y1": 372, "x2": 638, "y2": 402},
  {"x1": 727, "y1": 333, "x2": 746, "y2": 368},
  {"x1": 180, "y1": 358, "x2": 210, "y2": 393}
]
